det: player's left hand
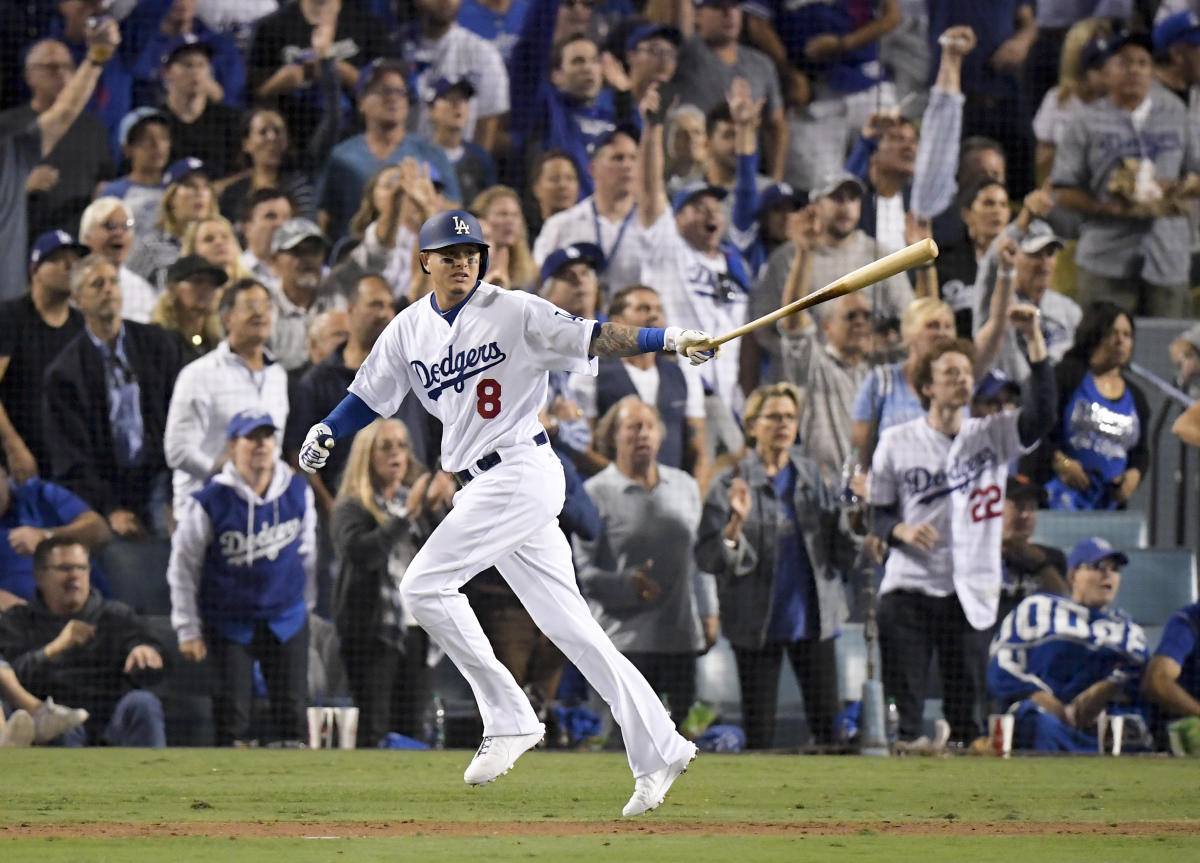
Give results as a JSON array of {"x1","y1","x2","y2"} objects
[
  {"x1": 668, "y1": 328, "x2": 721, "y2": 366},
  {"x1": 299, "y1": 423, "x2": 334, "y2": 474}
]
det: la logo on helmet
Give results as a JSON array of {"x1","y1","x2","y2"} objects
[{"x1": 452, "y1": 215, "x2": 471, "y2": 235}]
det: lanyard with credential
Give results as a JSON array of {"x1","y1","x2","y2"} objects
[{"x1": 591, "y1": 199, "x2": 635, "y2": 273}]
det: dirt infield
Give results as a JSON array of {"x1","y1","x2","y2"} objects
[{"x1": 4, "y1": 820, "x2": 1198, "y2": 840}]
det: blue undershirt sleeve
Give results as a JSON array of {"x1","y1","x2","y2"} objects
[{"x1": 322, "y1": 393, "x2": 380, "y2": 440}]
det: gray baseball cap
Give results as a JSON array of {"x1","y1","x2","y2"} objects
[
  {"x1": 1019, "y1": 220, "x2": 1063, "y2": 255},
  {"x1": 1178, "y1": 322, "x2": 1200, "y2": 353},
  {"x1": 812, "y1": 171, "x2": 866, "y2": 201},
  {"x1": 271, "y1": 218, "x2": 329, "y2": 255}
]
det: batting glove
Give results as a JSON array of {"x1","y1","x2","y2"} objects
[
  {"x1": 666, "y1": 327, "x2": 721, "y2": 366},
  {"x1": 299, "y1": 423, "x2": 334, "y2": 474}
]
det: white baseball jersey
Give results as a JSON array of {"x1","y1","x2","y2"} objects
[
  {"x1": 532, "y1": 196, "x2": 646, "y2": 294},
  {"x1": 868, "y1": 410, "x2": 1031, "y2": 630},
  {"x1": 348, "y1": 281, "x2": 597, "y2": 472},
  {"x1": 638, "y1": 211, "x2": 748, "y2": 406},
  {"x1": 408, "y1": 25, "x2": 510, "y2": 142}
]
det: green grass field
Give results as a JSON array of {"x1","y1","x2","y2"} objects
[{"x1": 2, "y1": 749, "x2": 1198, "y2": 861}]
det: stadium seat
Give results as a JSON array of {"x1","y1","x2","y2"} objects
[
  {"x1": 1115, "y1": 549, "x2": 1199, "y2": 627},
  {"x1": 1030, "y1": 510, "x2": 1148, "y2": 552}
]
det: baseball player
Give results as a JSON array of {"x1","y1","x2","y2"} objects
[
  {"x1": 299, "y1": 210, "x2": 715, "y2": 816},
  {"x1": 867, "y1": 314, "x2": 1055, "y2": 747}
]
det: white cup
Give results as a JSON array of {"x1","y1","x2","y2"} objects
[
  {"x1": 335, "y1": 707, "x2": 359, "y2": 750},
  {"x1": 988, "y1": 713, "x2": 1014, "y2": 758},
  {"x1": 306, "y1": 706, "x2": 335, "y2": 749}
]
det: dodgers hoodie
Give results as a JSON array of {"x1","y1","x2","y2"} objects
[{"x1": 168, "y1": 459, "x2": 316, "y2": 644}]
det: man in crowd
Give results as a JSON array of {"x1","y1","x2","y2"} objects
[
  {"x1": 997, "y1": 474, "x2": 1069, "y2": 624},
  {"x1": 164, "y1": 275, "x2": 288, "y2": 516},
  {"x1": 98, "y1": 108, "x2": 171, "y2": 244},
  {"x1": 43, "y1": 255, "x2": 185, "y2": 539},
  {"x1": 0, "y1": 536, "x2": 167, "y2": 746},
  {"x1": 238, "y1": 188, "x2": 293, "y2": 292},
  {"x1": 427, "y1": 78, "x2": 497, "y2": 207},
  {"x1": 267, "y1": 218, "x2": 345, "y2": 372},
  {"x1": 0, "y1": 38, "x2": 113, "y2": 241},
  {"x1": 158, "y1": 33, "x2": 240, "y2": 177},
  {"x1": 0, "y1": 231, "x2": 88, "y2": 480},
  {"x1": 79, "y1": 196, "x2": 159, "y2": 324}
]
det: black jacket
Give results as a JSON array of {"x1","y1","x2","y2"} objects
[
  {"x1": 42, "y1": 320, "x2": 184, "y2": 516},
  {"x1": 0, "y1": 589, "x2": 167, "y2": 728}
]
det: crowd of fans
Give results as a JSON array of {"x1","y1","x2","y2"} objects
[{"x1": 3, "y1": 0, "x2": 1200, "y2": 754}]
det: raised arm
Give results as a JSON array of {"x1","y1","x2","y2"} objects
[
  {"x1": 972, "y1": 236, "x2": 1018, "y2": 377},
  {"x1": 776, "y1": 207, "x2": 821, "y2": 334},
  {"x1": 38, "y1": 18, "x2": 119, "y2": 156},
  {"x1": 638, "y1": 83, "x2": 668, "y2": 228},
  {"x1": 910, "y1": 26, "x2": 974, "y2": 220}
]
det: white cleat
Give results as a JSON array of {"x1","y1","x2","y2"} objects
[
  {"x1": 622, "y1": 743, "x2": 698, "y2": 817},
  {"x1": 1, "y1": 709, "x2": 35, "y2": 747},
  {"x1": 463, "y1": 725, "x2": 545, "y2": 785}
]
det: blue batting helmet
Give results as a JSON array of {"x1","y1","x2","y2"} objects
[{"x1": 417, "y1": 210, "x2": 490, "y2": 276}]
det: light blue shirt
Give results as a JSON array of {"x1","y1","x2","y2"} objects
[{"x1": 84, "y1": 324, "x2": 144, "y2": 467}]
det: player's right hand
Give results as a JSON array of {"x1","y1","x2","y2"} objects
[
  {"x1": 667, "y1": 328, "x2": 722, "y2": 366},
  {"x1": 299, "y1": 423, "x2": 334, "y2": 474}
]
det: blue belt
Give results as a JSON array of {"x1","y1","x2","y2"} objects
[{"x1": 453, "y1": 431, "x2": 550, "y2": 487}]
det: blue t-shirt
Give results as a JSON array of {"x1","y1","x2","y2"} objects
[
  {"x1": 849, "y1": 363, "x2": 925, "y2": 434},
  {"x1": 0, "y1": 479, "x2": 90, "y2": 600},
  {"x1": 317, "y1": 133, "x2": 462, "y2": 241},
  {"x1": 458, "y1": 0, "x2": 530, "y2": 66},
  {"x1": 766, "y1": 463, "x2": 818, "y2": 643},
  {"x1": 744, "y1": 0, "x2": 885, "y2": 94},
  {"x1": 1047, "y1": 373, "x2": 1140, "y2": 511},
  {"x1": 1154, "y1": 602, "x2": 1200, "y2": 705}
]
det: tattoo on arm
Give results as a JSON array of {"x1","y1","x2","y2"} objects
[{"x1": 590, "y1": 322, "x2": 643, "y2": 358}]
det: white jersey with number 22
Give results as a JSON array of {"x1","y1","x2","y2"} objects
[{"x1": 348, "y1": 281, "x2": 598, "y2": 472}]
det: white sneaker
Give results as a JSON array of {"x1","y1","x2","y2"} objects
[
  {"x1": 32, "y1": 697, "x2": 89, "y2": 744},
  {"x1": 1, "y1": 710, "x2": 35, "y2": 747},
  {"x1": 622, "y1": 743, "x2": 698, "y2": 817},
  {"x1": 463, "y1": 724, "x2": 545, "y2": 785}
]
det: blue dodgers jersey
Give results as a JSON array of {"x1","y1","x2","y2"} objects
[
  {"x1": 457, "y1": 0, "x2": 529, "y2": 65},
  {"x1": 988, "y1": 592, "x2": 1148, "y2": 706},
  {"x1": 1048, "y1": 373, "x2": 1140, "y2": 510},
  {"x1": 1155, "y1": 602, "x2": 1200, "y2": 702}
]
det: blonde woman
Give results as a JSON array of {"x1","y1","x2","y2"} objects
[
  {"x1": 182, "y1": 215, "x2": 254, "y2": 287},
  {"x1": 331, "y1": 418, "x2": 438, "y2": 748},
  {"x1": 1032, "y1": 18, "x2": 1112, "y2": 181},
  {"x1": 149, "y1": 255, "x2": 226, "y2": 360},
  {"x1": 471, "y1": 185, "x2": 537, "y2": 292},
  {"x1": 126, "y1": 158, "x2": 220, "y2": 291}
]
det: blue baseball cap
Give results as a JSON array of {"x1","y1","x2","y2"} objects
[
  {"x1": 426, "y1": 76, "x2": 476, "y2": 104},
  {"x1": 625, "y1": 23, "x2": 682, "y2": 55},
  {"x1": 756, "y1": 182, "x2": 808, "y2": 218},
  {"x1": 29, "y1": 230, "x2": 89, "y2": 270},
  {"x1": 161, "y1": 32, "x2": 214, "y2": 68},
  {"x1": 1093, "y1": 29, "x2": 1154, "y2": 66},
  {"x1": 671, "y1": 179, "x2": 727, "y2": 213},
  {"x1": 540, "y1": 242, "x2": 605, "y2": 286},
  {"x1": 163, "y1": 157, "x2": 208, "y2": 187},
  {"x1": 118, "y1": 106, "x2": 168, "y2": 149},
  {"x1": 1154, "y1": 11, "x2": 1200, "y2": 54},
  {"x1": 226, "y1": 409, "x2": 278, "y2": 440},
  {"x1": 972, "y1": 368, "x2": 1019, "y2": 401},
  {"x1": 1067, "y1": 537, "x2": 1130, "y2": 572},
  {"x1": 356, "y1": 57, "x2": 409, "y2": 100},
  {"x1": 587, "y1": 122, "x2": 640, "y2": 158},
  {"x1": 1079, "y1": 37, "x2": 1109, "y2": 72}
]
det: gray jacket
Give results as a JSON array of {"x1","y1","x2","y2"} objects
[{"x1": 696, "y1": 448, "x2": 852, "y2": 648}]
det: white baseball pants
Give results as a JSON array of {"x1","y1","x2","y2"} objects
[{"x1": 400, "y1": 443, "x2": 693, "y2": 778}]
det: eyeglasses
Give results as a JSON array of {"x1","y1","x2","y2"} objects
[
  {"x1": 27, "y1": 62, "x2": 73, "y2": 73},
  {"x1": 369, "y1": 86, "x2": 408, "y2": 100},
  {"x1": 101, "y1": 218, "x2": 135, "y2": 232},
  {"x1": 45, "y1": 564, "x2": 89, "y2": 574}
]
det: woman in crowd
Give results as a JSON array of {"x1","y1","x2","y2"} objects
[
  {"x1": 1032, "y1": 18, "x2": 1111, "y2": 182},
  {"x1": 526, "y1": 149, "x2": 580, "y2": 238},
  {"x1": 150, "y1": 260, "x2": 225, "y2": 361},
  {"x1": 168, "y1": 410, "x2": 315, "y2": 747},
  {"x1": 218, "y1": 108, "x2": 319, "y2": 224},
  {"x1": 664, "y1": 104, "x2": 708, "y2": 192},
  {"x1": 331, "y1": 418, "x2": 437, "y2": 748},
  {"x1": 696, "y1": 383, "x2": 849, "y2": 749},
  {"x1": 472, "y1": 185, "x2": 537, "y2": 292},
  {"x1": 1043, "y1": 302, "x2": 1149, "y2": 511},
  {"x1": 325, "y1": 160, "x2": 439, "y2": 303},
  {"x1": 126, "y1": 159, "x2": 220, "y2": 291},
  {"x1": 182, "y1": 215, "x2": 254, "y2": 287}
]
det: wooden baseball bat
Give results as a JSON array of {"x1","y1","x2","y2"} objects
[{"x1": 706, "y1": 238, "x2": 939, "y2": 348}]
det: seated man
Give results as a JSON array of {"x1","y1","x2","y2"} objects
[
  {"x1": 988, "y1": 537, "x2": 1148, "y2": 752},
  {"x1": 1142, "y1": 600, "x2": 1200, "y2": 747},
  {"x1": 0, "y1": 463, "x2": 111, "y2": 607},
  {"x1": 0, "y1": 536, "x2": 167, "y2": 746}
]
